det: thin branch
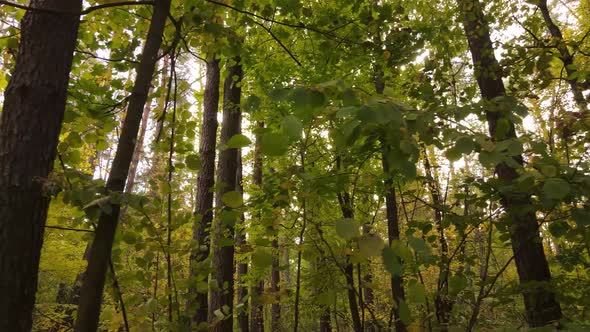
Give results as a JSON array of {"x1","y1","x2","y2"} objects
[
  {"x1": 76, "y1": 49, "x2": 139, "y2": 64},
  {"x1": 253, "y1": 20, "x2": 301, "y2": 67},
  {"x1": 45, "y1": 225, "x2": 94, "y2": 233},
  {"x1": 0, "y1": 0, "x2": 153, "y2": 16}
]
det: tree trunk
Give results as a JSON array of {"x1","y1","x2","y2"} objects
[
  {"x1": 338, "y1": 192, "x2": 363, "y2": 332},
  {"x1": 249, "y1": 122, "x2": 265, "y2": 332},
  {"x1": 0, "y1": 1, "x2": 81, "y2": 331},
  {"x1": 74, "y1": 1, "x2": 171, "y2": 330},
  {"x1": 381, "y1": 154, "x2": 408, "y2": 332},
  {"x1": 124, "y1": 89, "x2": 153, "y2": 194},
  {"x1": 236, "y1": 153, "x2": 249, "y2": 332},
  {"x1": 423, "y1": 149, "x2": 451, "y2": 331},
  {"x1": 459, "y1": 0, "x2": 562, "y2": 326},
  {"x1": 271, "y1": 237, "x2": 281, "y2": 331},
  {"x1": 537, "y1": 0, "x2": 588, "y2": 112},
  {"x1": 376, "y1": 67, "x2": 408, "y2": 332},
  {"x1": 209, "y1": 57, "x2": 243, "y2": 332},
  {"x1": 188, "y1": 56, "x2": 221, "y2": 325}
]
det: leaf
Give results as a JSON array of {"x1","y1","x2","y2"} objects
[
  {"x1": 185, "y1": 154, "x2": 202, "y2": 171},
  {"x1": 495, "y1": 117, "x2": 511, "y2": 140},
  {"x1": 226, "y1": 134, "x2": 251, "y2": 148},
  {"x1": 221, "y1": 191, "x2": 243, "y2": 208},
  {"x1": 335, "y1": 218, "x2": 358, "y2": 240},
  {"x1": 282, "y1": 115, "x2": 303, "y2": 139},
  {"x1": 407, "y1": 281, "x2": 426, "y2": 304},
  {"x1": 455, "y1": 136, "x2": 474, "y2": 154},
  {"x1": 398, "y1": 300, "x2": 412, "y2": 324},
  {"x1": 542, "y1": 178, "x2": 570, "y2": 200},
  {"x1": 382, "y1": 247, "x2": 403, "y2": 275},
  {"x1": 261, "y1": 132, "x2": 289, "y2": 156},
  {"x1": 407, "y1": 236, "x2": 429, "y2": 254},
  {"x1": 357, "y1": 234, "x2": 385, "y2": 257},
  {"x1": 252, "y1": 248, "x2": 274, "y2": 269}
]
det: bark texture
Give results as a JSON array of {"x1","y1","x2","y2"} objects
[
  {"x1": 460, "y1": 0, "x2": 562, "y2": 326},
  {"x1": 0, "y1": 1, "x2": 81, "y2": 330},
  {"x1": 74, "y1": 1, "x2": 171, "y2": 330},
  {"x1": 188, "y1": 57, "x2": 221, "y2": 325},
  {"x1": 208, "y1": 58, "x2": 243, "y2": 332}
]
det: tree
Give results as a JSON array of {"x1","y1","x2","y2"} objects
[
  {"x1": 188, "y1": 56, "x2": 221, "y2": 326},
  {"x1": 0, "y1": 1, "x2": 82, "y2": 330},
  {"x1": 459, "y1": 0, "x2": 562, "y2": 326},
  {"x1": 209, "y1": 57, "x2": 243, "y2": 332},
  {"x1": 74, "y1": 0, "x2": 171, "y2": 330}
]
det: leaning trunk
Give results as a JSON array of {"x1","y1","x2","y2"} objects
[
  {"x1": 208, "y1": 58, "x2": 243, "y2": 332},
  {"x1": 459, "y1": 0, "x2": 562, "y2": 326},
  {"x1": 0, "y1": 1, "x2": 82, "y2": 330},
  {"x1": 74, "y1": 1, "x2": 171, "y2": 330}
]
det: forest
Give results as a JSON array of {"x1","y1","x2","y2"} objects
[{"x1": 0, "y1": 0, "x2": 589, "y2": 331}]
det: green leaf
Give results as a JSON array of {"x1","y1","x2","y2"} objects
[
  {"x1": 226, "y1": 134, "x2": 252, "y2": 148},
  {"x1": 335, "y1": 218, "x2": 358, "y2": 240},
  {"x1": 398, "y1": 300, "x2": 412, "y2": 324},
  {"x1": 407, "y1": 236, "x2": 429, "y2": 254},
  {"x1": 407, "y1": 281, "x2": 426, "y2": 304},
  {"x1": 185, "y1": 154, "x2": 202, "y2": 171},
  {"x1": 357, "y1": 234, "x2": 385, "y2": 257},
  {"x1": 455, "y1": 136, "x2": 474, "y2": 154},
  {"x1": 221, "y1": 191, "x2": 243, "y2": 208},
  {"x1": 261, "y1": 132, "x2": 289, "y2": 156},
  {"x1": 542, "y1": 178, "x2": 570, "y2": 200},
  {"x1": 382, "y1": 247, "x2": 403, "y2": 275},
  {"x1": 282, "y1": 115, "x2": 303, "y2": 139},
  {"x1": 495, "y1": 117, "x2": 511, "y2": 139},
  {"x1": 252, "y1": 248, "x2": 274, "y2": 269}
]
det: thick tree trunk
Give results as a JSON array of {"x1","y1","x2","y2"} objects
[
  {"x1": 209, "y1": 58, "x2": 243, "y2": 332},
  {"x1": 459, "y1": 0, "x2": 562, "y2": 327},
  {"x1": 74, "y1": 1, "x2": 171, "y2": 330},
  {"x1": 0, "y1": 1, "x2": 81, "y2": 331},
  {"x1": 188, "y1": 57, "x2": 221, "y2": 325},
  {"x1": 249, "y1": 122, "x2": 265, "y2": 332}
]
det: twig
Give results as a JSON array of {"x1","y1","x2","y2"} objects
[{"x1": 0, "y1": 0, "x2": 154, "y2": 16}]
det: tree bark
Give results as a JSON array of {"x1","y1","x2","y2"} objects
[
  {"x1": 208, "y1": 57, "x2": 243, "y2": 332},
  {"x1": 375, "y1": 66, "x2": 408, "y2": 332},
  {"x1": 381, "y1": 154, "x2": 408, "y2": 332},
  {"x1": 236, "y1": 153, "x2": 249, "y2": 332},
  {"x1": 459, "y1": 0, "x2": 562, "y2": 326},
  {"x1": 0, "y1": 1, "x2": 81, "y2": 331},
  {"x1": 74, "y1": 1, "x2": 171, "y2": 330},
  {"x1": 423, "y1": 149, "x2": 451, "y2": 331},
  {"x1": 188, "y1": 56, "x2": 221, "y2": 325},
  {"x1": 338, "y1": 192, "x2": 363, "y2": 332},
  {"x1": 249, "y1": 122, "x2": 265, "y2": 332}
]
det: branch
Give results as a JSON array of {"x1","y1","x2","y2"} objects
[
  {"x1": 204, "y1": 0, "x2": 353, "y2": 44},
  {"x1": 76, "y1": 49, "x2": 139, "y2": 64},
  {"x1": 0, "y1": 0, "x2": 154, "y2": 16},
  {"x1": 45, "y1": 225, "x2": 94, "y2": 233},
  {"x1": 81, "y1": 1, "x2": 154, "y2": 15},
  {"x1": 253, "y1": 20, "x2": 302, "y2": 67}
]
